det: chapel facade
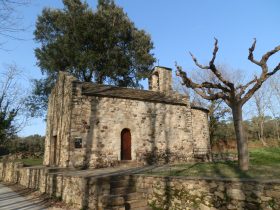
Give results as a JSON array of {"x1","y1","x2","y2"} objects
[{"x1": 43, "y1": 66, "x2": 210, "y2": 168}]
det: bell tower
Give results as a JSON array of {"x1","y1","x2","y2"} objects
[{"x1": 149, "y1": 66, "x2": 173, "y2": 93}]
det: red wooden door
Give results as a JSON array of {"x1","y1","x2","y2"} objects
[{"x1": 121, "y1": 129, "x2": 131, "y2": 160}]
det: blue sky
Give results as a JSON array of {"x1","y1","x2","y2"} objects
[{"x1": 1, "y1": 0, "x2": 280, "y2": 136}]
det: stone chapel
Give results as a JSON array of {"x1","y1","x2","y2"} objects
[{"x1": 43, "y1": 66, "x2": 210, "y2": 168}]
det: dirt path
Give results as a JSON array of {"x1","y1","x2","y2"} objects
[
  {"x1": 0, "y1": 183, "x2": 48, "y2": 210},
  {"x1": 0, "y1": 183, "x2": 77, "y2": 210}
]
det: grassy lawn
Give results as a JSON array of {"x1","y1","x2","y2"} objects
[
  {"x1": 21, "y1": 158, "x2": 43, "y2": 166},
  {"x1": 144, "y1": 147, "x2": 280, "y2": 179},
  {"x1": 0, "y1": 158, "x2": 43, "y2": 166}
]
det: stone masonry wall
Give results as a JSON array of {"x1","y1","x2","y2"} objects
[
  {"x1": 0, "y1": 162, "x2": 121, "y2": 209},
  {"x1": 68, "y1": 89, "x2": 194, "y2": 168},
  {"x1": 44, "y1": 72, "x2": 211, "y2": 169},
  {"x1": 1, "y1": 162, "x2": 280, "y2": 210},
  {"x1": 191, "y1": 108, "x2": 210, "y2": 150},
  {"x1": 136, "y1": 175, "x2": 280, "y2": 210},
  {"x1": 44, "y1": 72, "x2": 78, "y2": 167},
  {"x1": 0, "y1": 162, "x2": 86, "y2": 208}
]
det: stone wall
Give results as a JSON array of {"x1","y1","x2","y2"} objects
[
  {"x1": 191, "y1": 107, "x2": 210, "y2": 150},
  {"x1": 1, "y1": 162, "x2": 280, "y2": 210},
  {"x1": 69, "y1": 91, "x2": 194, "y2": 168},
  {"x1": 44, "y1": 72, "x2": 78, "y2": 167},
  {"x1": 149, "y1": 66, "x2": 173, "y2": 93},
  {"x1": 0, "y1": 162, "x2": 91, "y2": 208},
  {"x1": 0, "y1": 162, "x2": 126, "y2": 209},
  {"x1": 136, "y1": 175, "x2": 280, "y2": 210},
  {"x1": 44, "y1": 72, "x2": 211, "y2": 169},
  {"x1": 0, "y1": 161, "x2": 23, "y2": 183}
]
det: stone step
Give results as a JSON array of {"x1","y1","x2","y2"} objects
[
  {"x1": 124, "y1": 200, "x2": 149, "y2": 209},
  {"x1": 103, "y1": 196, "x2": 125, "y2": 206},
  {"x1": 110, "y1": 186, "x2": 136, "y2": 195},
  {"x1": 103, "y1": 192, "x2": 143, "y2": 206},
  {"x1": 111, "y1": 175, "x2": 136, "y2": 182},
  {"x1": 104, "y1": 206, "x2": 125, "y2": 210},
  {"x1": 110, "y1": 179, "x2": 136, "y2": 188},
  {"x1": 118, "y1": 161, "x2": 140, "y2": 168},
  {"x1": 134, "y1": 207, "x2": 153, "y2": 210},
  {"x1": 119, "y1": 160, "x2": 138, "y2": 164},
  {"x1": 123, "y1": 192, "x2": 141, "y2": 201}
]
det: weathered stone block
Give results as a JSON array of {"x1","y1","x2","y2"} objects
[{"x1": 227, "y1": 188, "x2": 246, "y2": 201}]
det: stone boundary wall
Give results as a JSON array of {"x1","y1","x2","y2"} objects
[
  {"x1": 135, "y1": 175, "x2": 280, "y2": 210},
  {"x1": 0, "y1": 162, "x2": 117, "y2": 209},
  {"x1": 1, "y1": 162, "x2": 280, "y2": 210}
]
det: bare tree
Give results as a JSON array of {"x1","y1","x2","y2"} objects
[
  {"x1": 176, "y1": 38, "x2": 280, "y2": 171},
  {"x1": 251, "y1": 86, "x2": 269, "y2": 146},
  {"x1": 0, "y1": 65, "x2": 28, "y2": 145},
  {"x1": 0, "y1": 0, "x2": 30, "y2": 46},
  {"x1": 268, "y1": 76, "x2": 280, "y2": 141}
]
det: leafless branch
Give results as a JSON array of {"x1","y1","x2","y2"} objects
[
  {"x1": 242, "y1": 40, "x2": 280, "y2": 105},
  {"x1": 189, "y1": 38, "x2": 234, "y2": 89},
  {"x1": 0, "y1": 0, "x2": 30, "y2": 45},
  {"x1": 266, "y1": 62, "x2": 280, "y2": 77},
  {"x1": 189, "y1": 52, "x2": 209, "y2": 69},
  {"x1": 260, "y1": 45, "x2": 280, "y2": 65},
  {"x1": 175, "y1": 64, "x2": 229, "y2": 101},
  {"x1": 248, "y1": 38, "x2": 261, "y2": 66},
  {"x1": 210, "y1": 38, "x2": 218, "y2": 66},
  {"x1": 236, "y1": 75, "x2": 258, "y2": 98}
]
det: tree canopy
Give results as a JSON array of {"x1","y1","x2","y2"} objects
[{"x1": 30, "y1": 0, "x2": 155, "y2": 116}]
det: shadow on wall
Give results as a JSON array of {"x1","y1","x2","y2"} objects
[
  {"x1": 83, "y1": 97, "x2": 98, "y2": 170},
  {"x1": 83, "y1": 97, "x2": 122, "y2": 169},
  {"x1": 138, "y1": 102, "x2": 173, "y2": 165},
  {"x1": 148, "y1": 163, "x2": 274, "y2": 210}
]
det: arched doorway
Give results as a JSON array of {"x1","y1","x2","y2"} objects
[{"x1": 121, "y1": 129, "x2": 131, "y2": 160}]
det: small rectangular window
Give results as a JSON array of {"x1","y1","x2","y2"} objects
[{"x1": 74, "y1": 137, "x2": 82, "y2": 148}]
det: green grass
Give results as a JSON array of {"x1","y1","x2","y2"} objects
[
  {"x1": 0, "y1": 158, "x2": 43, "y2": 166},
  {"x1": 144, "y1": 147, "x2": 280, "y2": 179},
  {"x1": 21, "y1": 158, "x2": 43, "y2": 166}
]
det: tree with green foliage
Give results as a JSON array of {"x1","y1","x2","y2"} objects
[
  {"x1": 28, "y1": 0, "x2": 155, "y2": 116},
  {"x1": 5, "y1": 134, "x2": 45, "y2": 155}
]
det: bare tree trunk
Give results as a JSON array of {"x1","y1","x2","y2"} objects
[
  {"x1": 276, "y1": 121, "x2": 280, "y2": 141},
  {"x1": 232, "y1": 103, "x2": 249, "y2": 171},
  {"x1": 259, "y1": 120, "x2": 267, "y2": 147}
]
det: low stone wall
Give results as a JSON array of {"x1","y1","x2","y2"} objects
[
  {"x1": 1, "y1": 162, "x2": 280, "y2": 210},
  {"x1": 0, "y1": 162, "x2": 117, "y2": 209},
  {"x1": 135, "y1": 175, "x2": 280, "y2": 210},
  {"x1": 0, "y1": 161, "x2": 24, "y2": 183},
  {"x1": 0, "y1": 162, "x2": 86, "y2": 208}
]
